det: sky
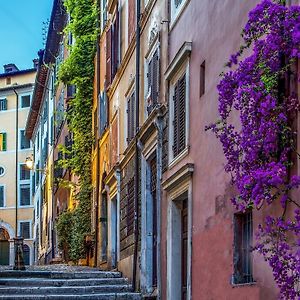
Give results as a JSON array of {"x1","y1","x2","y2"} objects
[{"x1": 0, "y1": 0, "x2": 53, "y2": 71}]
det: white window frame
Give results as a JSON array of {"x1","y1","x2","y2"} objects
[
  {"x1": 0, "y1": 98, "x2": 7, "y2": 111},
  {"x1": 170, "y1": 0, "x2": 189, "y2": 26},
  {"x1": 19, "y1": 93, "x2": 31, "y2": 109},
  {"x1": 0, "y1": 184, "x2": 6, "y2": 208},
  {"x1": 19, "y1": 182, "x2": 31, "y2": 207},
  {"x1": 19, "y1": 129, "x2": 32, "y2": 150},
  {"x1": 18, "y1": 220, "x2": 32, "y2": 240},
  {"x1": 168, "y1": 60, "x2": 190, "y2": 165},
  {"x1": 19, "y1": 163, "x2": 31, "y2": 182},
  {"x1": 144, "y1": 36, "x2": 160, "y2": 119}
]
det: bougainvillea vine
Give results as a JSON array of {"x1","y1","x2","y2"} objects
[{"x1": 206, "y1": 0, "x2": 300, "y2": 298}]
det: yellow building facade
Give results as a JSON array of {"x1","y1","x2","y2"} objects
[{"x1": 0, "y1": 63, "x2": 36, "y2": 266}]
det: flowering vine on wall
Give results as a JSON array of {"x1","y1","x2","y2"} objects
[{"x1": 206, "y1": 0, "x2": 300, "y2": 298}]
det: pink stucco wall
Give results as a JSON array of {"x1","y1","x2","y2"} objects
[{"x1": 160, "y1": 0, "x2": 299, "y2": 299}]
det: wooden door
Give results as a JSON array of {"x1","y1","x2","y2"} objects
[
  {"x1": 181, "y1": 200, "x2": 188, "y2": 300},
  {"x1": 0, "y1": 241, "x2": 9, "y2": 265}
]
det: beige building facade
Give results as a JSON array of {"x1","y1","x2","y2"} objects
[{"x1": 0, "y1": 63, "x2": 36, "y2": 266}]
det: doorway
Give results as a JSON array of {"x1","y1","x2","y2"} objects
[
  {"x1": 0, "y1": 228, "x2": 10, "y2": 265},
  {"x1": 110, "y1": 196, "x2": 118, "y2": 269}
]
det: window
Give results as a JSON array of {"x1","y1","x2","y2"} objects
[
  {"x1": 0, "y1": 166, "x2": 4, "y2": 176},
  {"x1": 101, "y1": 0, "x2": 108, "y2": 32},
  {"x1": 0, "y1": 98, "x2": 7, "y2": 111},
  {"x1": 233, "y1": 211, "x2": 254, "y2": 284},
  {"x1": 20, "y1": 184, "x2": 30, "y2": 206},
  {"x1": 99, "y1": 92, "x2": 108, "y2": 135},
  {"x1": 172, "y1": 73, "x2": 187, "y2": 158},
  {"x1": 0, "y1": 185, "x2": 5, "y2": 207},
  {"x1": 6, "y1": 77, "x2": 11, "y2": 85},
  {"x1": 171, "y1": 0, "x2": 188, "y2": 24},
  {"x1": 23, "y1": 244, "x2": 30, "y2": 265},
  {"x1": 200, "y1": 61, "x2": 205, "y2": 97},
  {"x1": 20, "y1": 164, "x2": 30, "y2": 181},
  {"x1": 21, "y1": 95, "x2": 31, "y2": 108},
  {"x1": 127, "y1": 90, "x2": 136, "y2": 143},
  {"x1": 146, "y1": 48, "x2": 160, "y2": 114},
  {"x1": 20, "y1": 130, "x2": 30, "y2": 149},
  {"x1": 19, "y1": 222, "x2": 30, "y2": 239},
  {"x1": 0, "y1": 133, "x2": 7, "y2": 151}
]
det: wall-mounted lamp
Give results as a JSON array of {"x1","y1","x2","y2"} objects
[{"x1": 25, "y1": 156, "x2": 47, "y2": 174}]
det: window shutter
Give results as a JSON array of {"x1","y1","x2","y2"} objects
[
  {"x1": 0, "y1": 186, "x2": 4, "y2": 207},
  {"x1": 127, "y1": 97, "x2": 131, "y2": 142},
  {"x1": 152, "y1": 49, "x2": 159, "y2": 105},
  {"x1": 173, "y1": 83, "x2": 179, "y2": 157},
  {"x1": 2, "y1": 133, "x2": 7, "y2": 151},
  {"x1": 172, "y1": 74, "x2": 186, "y2": 157},
  {"x1": 106, "y1": 26, "x2": 112, "y2": 87},
  {"x1": 20, "y1": 222, "x2": 30, "y2": 239},
  {"x1": 131, "y1": 91, "x2": 135, "y2": 139},
  {"x1": 178, "y1": 75, "x2": 186, "y2": 153},
  {"x1": 126, "y1": 177, "x2": 135, "y2": 235}
]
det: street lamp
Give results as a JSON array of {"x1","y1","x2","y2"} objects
[{"x1": 12, "y1": 84, "x2": 25, "y2": 271}]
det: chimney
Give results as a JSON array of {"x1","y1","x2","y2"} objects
[
  {"x1": 33, "y1": 58, "x2": 39, "y2": 69},
  {"x1": 4, "y1": 64, "x2": 19, "y2": 73}
]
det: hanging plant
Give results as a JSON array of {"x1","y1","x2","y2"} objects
[{"x1": 207, "y1": 1, "x2": 300, "y2": 298}]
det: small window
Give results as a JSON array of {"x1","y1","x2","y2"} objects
[
  {"x1": 6, "y1": 77, "x2": 11, "y2": 85},
  {"x1": 200, "y1": 61, "x2": 205, "y2": 97},
  {"x1": 0, "y1": 133, "x2": 7, "y2": 151},
  {"x1": 20, "y1": 184, "x2": 30, "y2": 206},
  {"x1": 20, "y1": 130, "x2": 30, "y2": 149},
  {"x1": 127, "y1": 90, "x2": 136, "y2": 144},
  {"x1": 0, "y1": 98, "x2": 7, "y2": 111},
  {"x1": 20, "y1": 164, "x2": 30, "y2": 181},
  {"x1": 0, "y1": 166, "x2": 4, "y2": 176},
  {"x1": 171, "y1": 0, "x2": 187, "y2": 23},
  {"x1": 20, "y1": 222, "x2": 30, "y2": 239},
  {"x1": 233, "y1": 211, "x2": 254, "y2": 284},
  {"x1": 21, "y1": 95, "x2": 31, "y2": 108},
  {"x1": 0, "y1": 186, "x2": 5, "y2": 207},
  {"x1": 146, "y1": 48, "x2": 160, "y2": 114}
]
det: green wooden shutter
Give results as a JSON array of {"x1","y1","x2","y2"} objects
[{"x1": 2, "y1": 133, "x2": 7, "y2": 151}]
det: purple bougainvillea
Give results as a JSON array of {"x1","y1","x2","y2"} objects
[{"x1": 207, "y1": 0, "x2": 300, "y2": 298}]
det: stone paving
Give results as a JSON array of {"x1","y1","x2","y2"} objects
[{"x1": 0, "y1": 264, "x2": 102, "y2": 272}]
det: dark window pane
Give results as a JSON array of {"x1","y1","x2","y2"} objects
[
  {"x1": 20, "y1": 184, "x2": 30, "y2": 206},
  {"x1": 0, "y1": 186, "x2": 4, "y2": 207},
  {"x1": 20, "y1": 164, "x2": 30, "y2": 180},
  {"x1": 20, "y1": 130, "x2": 30, "y2": 149},
  {"x1": 21, "y1": 95, "x2": 31, "y2": 108},
  {"x1": 20, "y1": 222, "x2": 30, "y2": 239}
]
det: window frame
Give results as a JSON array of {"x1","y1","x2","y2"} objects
[
  {"x1": 19, "y1": 163, "x2": 31, "y2": 181},
  {"x1": 168, "y1": 59, "x2": 190, "y2": 165},
  {"x1": 144, "y1": 38, "x2": 160, "y2": 117},
  {"x1": 0, "y1": 98, "x2": 7, "y2": 111},
  {"x1": 18, "y1": 220, "x2": 32, "y2": 239},
  {"x1": 170, "y1": 0, "x2": 190, "y2": 27},
  {"x1": 19, "y1": 183, "x2": 31, "y2": 207},
  {"x1": 0, "y1": 184, "x2": 6, "y2": 208},
  {"x1": 0, "y1": 166, "x2": 5, "y2": 177},
  {"x1": 19, "y1": 129, "x2": 31, "y2": 150},
  {"x1": 20, "y1": 94, "x2": 31, "y2": 108},
  {"x1": 126, "y1": 86, "x2": 136, "y2": 145}
]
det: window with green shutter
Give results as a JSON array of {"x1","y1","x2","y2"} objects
[{"x1": 0, "y1": 133, "x2": 7, "y2": 151}]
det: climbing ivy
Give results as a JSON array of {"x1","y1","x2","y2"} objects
[{"x1": 56, "y1": 0, "x2": 98, "y2": 262}]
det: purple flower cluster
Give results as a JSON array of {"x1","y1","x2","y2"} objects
[
  {"x1": 207, "y1": 0, "x2": 300, "y2": 298},
  {"x1": 255, "y1": 211, "x2": 300, "y2": 299}
]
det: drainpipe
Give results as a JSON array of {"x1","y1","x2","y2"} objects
[
  {"x1": 154, "y1": 108, "x2": 164, "y2": 300},
  {"x1": 94, "y1": 0, "x2": 101, "y2": 268},
  {"x1": 133, "y1": 0, "x2": 141, "y2": 291}
]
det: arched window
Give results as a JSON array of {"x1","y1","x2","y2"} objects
[{"x1": 23, "y1": 244, "x2": 30, "y2": 265}]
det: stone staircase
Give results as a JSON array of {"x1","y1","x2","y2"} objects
[{"x1": 0, "y1": 269, "x2": 141, "y2": 299}]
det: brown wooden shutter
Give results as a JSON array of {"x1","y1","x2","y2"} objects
[
  {"x1": 127, "y1": 97, "x2": 131, "y2": 142},
  {"x1": 128, "y1": 0, "x2": 135, "y2": 43},
  {"x1": 106, "y1": 26, "x2": 112, "y2": 88},
  {"x1": 152, "y1": 49, "x2": 159, "y2": 105},
  {"x1": 126, "y1": 177, "x2": 135, "y2": 235},
  {"x1": 131, "y1": 91, "x2": 135, "y2": 140},
  {"x1": 178, "y1": 75, "x2": 186, "y2": 153},
  {"x1": 173, "y1": 74, "x2": 186, "y2": 157}
]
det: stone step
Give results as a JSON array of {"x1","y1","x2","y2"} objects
[
  {"x1": 0, "y1": 271, "x2": 121, "y2": 279},
  {"x1": 0, "y1": 293, "x2": 141, "y2": 300},
  {"x1": 0, "y1": 285, "x2": 133, "y2": 295},
  {"x1": 0, "y1": 277, "x2": 128, "y2": 287}
]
